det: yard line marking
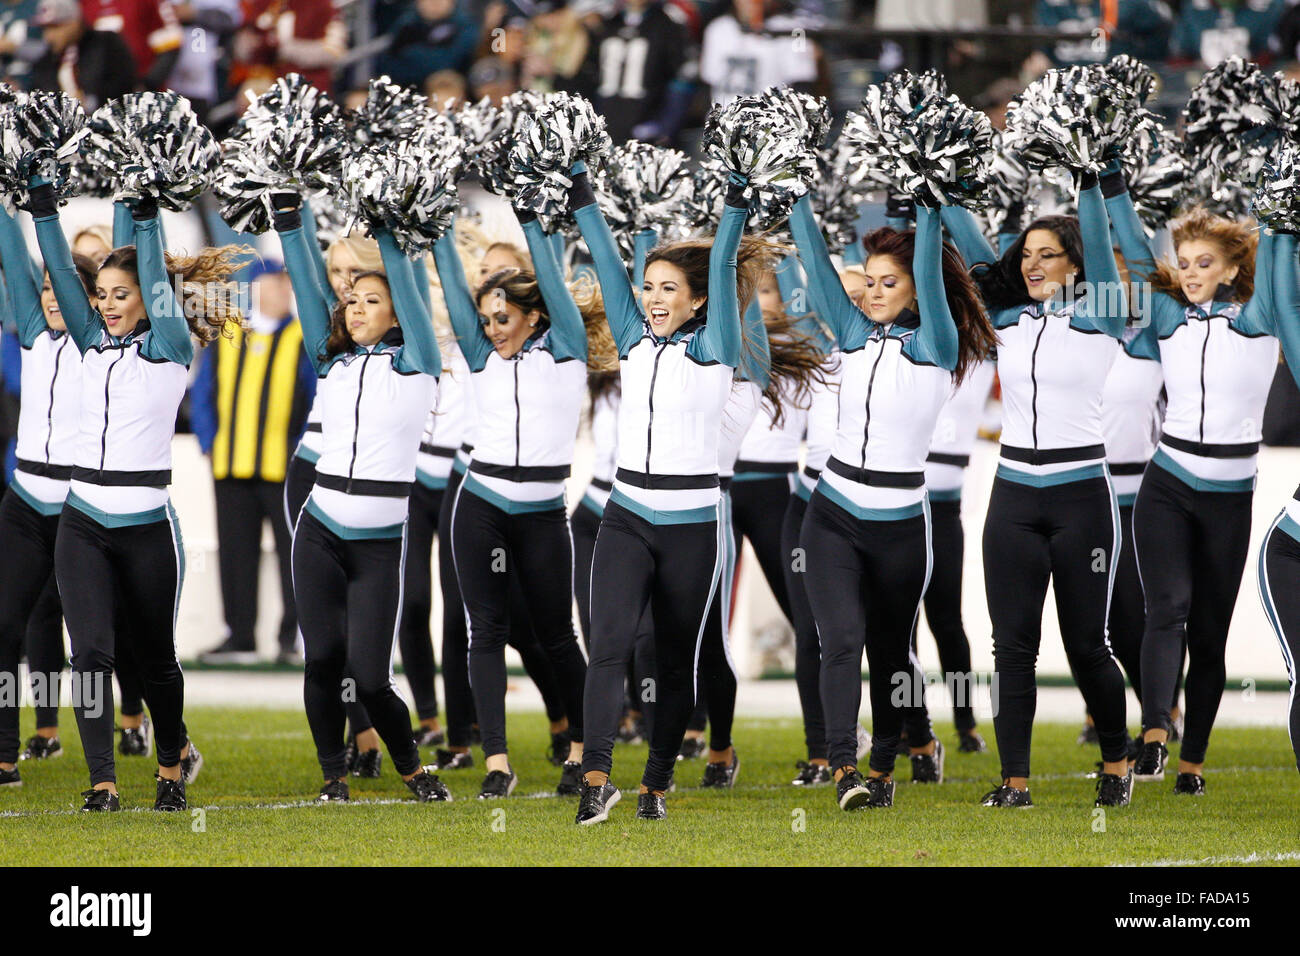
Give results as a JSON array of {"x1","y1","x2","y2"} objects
[{"x1": 1111, "y1": 850, "x2": 1300, "y2": 867}]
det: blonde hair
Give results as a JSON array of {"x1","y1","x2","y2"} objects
[
  {"x1": 1151, "y1": 207, "x2": 1257, "y2": 304},
  {"x1": 326, "y1": 235, "x2": 384, "y2": 276},
  {"x1": 72, "y1": 225, "x2": 113, "y2": 264}
]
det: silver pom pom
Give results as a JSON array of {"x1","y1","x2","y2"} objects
[
  {"x1": 1004, "y1": 65, "x2": 1142, "y2": 173},
  {"x1": 82, "y1": 92, "x2": 219, "y2": 211},
  {"x1": 450, "y1": 97, "x2": 508, "y2": 182},
  {"x1": 1103, "y1": 54, "x2": 1157, "y2": 105},
  {"x1": 811, "y1": 148, "x2": 859, "y2": 254},
  {"x1": 1122, "y1": 117, "x2": 1188, "y2": 232},
  {"x1": 506, "y1": 92, "x2": 612, "y2": 217},
  {"x1": 0, "y1": 90, "x2": 88, "y2": 206},
  {"x1": 595, "y1": 140, "x2": 693, "y2": 254},
  {"x1": 761, "y1": 86, "x2": 831, "y2": 152},
  {"x1": 342, "y1": 138, "x2": 462, "y2": 255},
  {"x1": 347, "y1": 76, "x2": 435, "y2": 152},
  {"x1": 1251, "y1": 140, "x2": 1300, "y2": 232},
  {"x1": 701, "y1": 91, "x2": 816, "y2": 206},
  {"x1": 476, "y1": 90, "x2": 554, "y2": 198}
]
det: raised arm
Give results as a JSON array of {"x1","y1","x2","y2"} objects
[
  {"x1": 432, "y1": 221, "x2": 493, "y2": 371},
  {"x1": 1073, "y1": 178, "x2": 1126, "y2": 338},
  {"x1": 112, "y1": 200, "x2": 133, "y2": 249},
  {"x1": 0, "y1": 205, "x2": 46, "y2": 347},
  {"x1": 569, "y1": 163, "x2": 643, "y2": 357},
  {"x1": 377, "y1": 230, "x2": 440, "y2": 377},
  {"x1": 28, "y1": 185, "x2": 100, "y2": 354},
  {"x1": 1235, "y1": 230, "x2": 1277, "y2": 337},
  {"x1": 1273, "y1": 233, "x2": 1300, "y2": 387},
  {"x1": 906, "y1": 204, "x2": 958, "y2": 370},
  {"x1": 273, "y1": 197, "x2": 333, "y2": 374},
  {"x1": 939, "y1": 204, "x2": 998, "y2": 271},
  {"x1": 693, "y1": 189, "x2": 745, "y2": 368},
  {"x1": 546, "y1": 229, "x2": 565, "y2": 276},
  {"x1": 300, "y1": 200, "x2": 337, "y2": 308},
  {"x1": 790, "y1": 193, "x2": 864, "y2": 350},
  {"x1": 633, "y1": 228, "x2": 656, "y2": 290},
  {"x1": 135, "y1": 210, "x2": 195, "y2": 365},
  {"x1": 1101, "y1": 164, "x2": 1157, "y2": 281},
  {"x1": 521, "y1": 214, "x2": 586, "y2": 362}
]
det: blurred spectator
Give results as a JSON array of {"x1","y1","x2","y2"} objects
[
  {"x1": 975, "y1": 74, "x2": 1021, "y2": 129},
  {"x1": 21, "y1": 0, "x2": 135, "y2": 107},
  {"x1": 467, "y1": 50, "x2": 517, "y2": 100},
  {"x1": 231, "y1": 0, "x2": 347, "y2": 93},
  {"x1": 377, "y1": 0, "x2": 479, "y2": 89},
  {"x1": 71, "y1": 224, "x2": 112, "y2": 261},
  {"x1": 573, "y1": 0, "x2": 695, "y2": 144},
  {"x1": 1171, "y1": 0, "x2": 1286, "y2": 66},
  {"x1": 167, "y1": 0, "x2": 241, "y2": 117},
  {"x1": 82, "y1": 0, "x2": 183, "y2": 89},
  {"x1": 699, "y1": 0, "x2": 818, "y2": 105},
  {"x1": 0, "y1": 0, "x2": 39, "y2": 80},
  {"x1": 1036, "y1": 0, "x2": 1173, "y2": 66},
  {"x1": 877, "y1": 0, "x2": 987, "y2": 29},
  {"x1": 1277, "y1": 2, "x2": 1300, "y2": 62},
  {"x1": 190, "y1": 259, "x2": 315, "y2": 664},
  {"x1": 424, "y1": 65, "x2": 467, "y2": 104},
  {"x1": 515, "y1": 0, "x2": 589, "y2": 92}
]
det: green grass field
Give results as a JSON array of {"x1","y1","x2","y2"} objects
[{"x1": 2, "y1": 707, "x2": 1297, "y2": 866}]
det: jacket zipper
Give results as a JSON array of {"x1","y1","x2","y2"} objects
[
  {"x1": 45, "y1": 338, "x2": 66, "y2": 464},
  {"x1": 347, "y1": 351, "x2": 374, "y2": 491},
  {"x1": 645, "y1": 341, "x2": 668, "y2": 474},
  {"x1": 514, "y1": 359, "x2": 521, "y2": 469},
  {"x1": 1029, "y1": 318, "x2": 1047, "y2": 451},
  {"x1": 99, "y1": 352, "x2": 125, "y2": 472},
  {"x1": 1198, "y1": 319, "x2": 1210, "y2": 444},
  {"x1": 860, "y1": 331, "x2": 888, "y2": 465}
]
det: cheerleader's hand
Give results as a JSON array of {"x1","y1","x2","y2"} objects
[
  {"x1": 1099, "y1": 157, "x2": 1127, "y2": 199},
  {"x1": 270, "y1": 191, "x2": 303, "y2": 231},
  {"x1": 125, "y1": 194, "x2": 159, "y2": 222},
  {"x1": 21, "y1": 180, "x2": 58, "y2": 218},
  {"x1": 886, "y1": 194, "x2": 916, "y2": 221},
  {"x1": 724, "y1": 170, "x2": 749, "y2": 209}
]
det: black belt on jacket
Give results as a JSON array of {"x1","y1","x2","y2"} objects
[
  {"x1": 802, "y1": 465, "x2": 822, "y2": 482},
  {"x1": 419, "y1": 443, "x2": 458, "y2": 458},
  {"x1": 926, "y1": 452, "x2": 970, "y2": 467},
  {"x1": 615, "y1": 468, "x2": 719, "y2": 490},
  {"x1": 1108, "y1": 461, "x2": 1148, "y2": 476},
  {"x1": 1160, "y1": 434, "x2": 1259, "y2": 459},
  {"x1": 590, "y1": 477, "x2": 613, "y2": 492},
  {"x1": 315, "y1": 472, "x2": 411, "y2": 497},
  {"x1": 17, "y1": 459, "x2": 74, "y2": 480},
  {"x1": 734, "y1": 459, "x2": 797, "y2": 474},
  {"x1": 304, "y1": 422, "x2": 322, "y2": 433},
  {"x1": 825, "y1": 457, "x2": 925, "y2": 488},
  {"x1": 999, "y1": 444, "x2": 1106, "y2": 466},
  {"x1": 469, "y1": 461, "x2": 571, "y2": 482},
  {"x1": 71, "y1": 466, "x2": 170, "y2": 488}
]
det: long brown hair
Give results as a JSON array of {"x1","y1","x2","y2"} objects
[
  {"x1": 758, "y1": 310, "x2": 830, "y2": 428},
  {"x1": 474, "y1": 266, "x2": 619, "y2": 373},
  {"x1": 861, "y1": 226, "x2": 995, "y2": 383},
  {"x1": 98, "y1": 243, "x2": 252, "y2": 344},
  {"x1": 1150, "y1": 207, "x2": 1256, "y2": 305}
]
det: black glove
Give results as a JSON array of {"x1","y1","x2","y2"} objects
[
  {"x1": 129, "y1": 195, "x2": 159, "y2": 222},
  {"x1": 271, "y1": 191, "x2": 303, "y2": 231},
  {"x1": 1099, "y1": 163, "x2": 1127, "y2": 199},
  {"x1": 886, "y1": 194, "x2": 916, "y2": 222},
  {"x1": 568, "y1": 168, "x2": 597, "y2": 212},
  {"x1": 24, "y1": 183, "x2": 58, "y2": 219},
  {"x1": 514, "y1": 205, "x2": 538, "y2": 224},
  {"x1": 1005, "y1": 200, "x2": 1026, "y2": 229},
  {"x1": 724, "y1": 172, "x2": 749, "y2": 210},
  {"x1": 1076, "y1": 169, "x2": 1100, "y2": 192}
]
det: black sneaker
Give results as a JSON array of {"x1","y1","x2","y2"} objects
[
  {"x1": 343, "y1": 733, "x2": 359, "y2": 772},
  {"x1": 433, "y1": 748, "x2": 474, "y2": 771},
  {"x1": 791, "y1": 761, "x2": 832, "y2": 787},
  {"x1": 700, "y1": 751, "x2": 740, "y2": 789},
  {"x1": 547, "y1": 731, "x2": 570, "y2": 767},
  {"x1": 1133, "y1": 741, "x2": 1168, "y2": 781},
  {"x1": 557, "y1": 761, "x2": 583, "y2": 796},
  {"x1": 957, "y1": 731, "x2": 987, "y2": 754},
  {"x1": 352, "y1": 749, "x2": 383, "y2": 779},
  {"x1": 0, "y1": 766, "x2": 20, "y2": 787},
  {"x1": 317, "y1": 779, "x2": 350, "y2": 802},
  {"x1": 180, "y1": 739, "x2": 204, "y2": 784},
  {"x1": 910, "y1": 741, "x2": 944, "y2": 784},
  {"x1": 1095, "y1": 769, "x2": 1133, "y2": 807},
  {"x1": 118, "y1": 717, "x2": 152, "y2": 757},
  {"x1": 1173, "y1": 772, "x2": 1206, "y2": 796},
  {"x1": 81, "y1": 788, "x2": 120, "y2": 812},
  {"x1": 575, "y1": 780, "x2": 621, "y2": 825},
  {"x1": 635, "y1": 791, "x2": 666, "y2": 820},
  {"x1": 405, "y1": 767, "x2": 453, "y2": 802},
  {"x1": 477, "y1": 769, "x2": 517, "y2": 799},
  {"x1": 1076, "y1": 721, "x2": 1100, "y2": 746},
  {"x1": 863, "y1": 775, "x2": 895, "y2": 808},
  {"x1": 20, "y1": 735, "x2": 62, "y2": 760},
  {"x1": 413, "y1": 727, "x2": 446, "y2": 748},
  {"x1": 980, "y1": 784, "x2": 1033, "y2": 808},
  {"x1": 836, "y1": 768, "x2": 871, "y2": 811},
  {"x1": 677, "y1": 736, "x2": 707, "y2": 761},
  {"x1": 154, "y1": 774, "x2": 186, "y2": 811}
]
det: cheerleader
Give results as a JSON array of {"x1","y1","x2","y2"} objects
[
  {"x1": 29, "y1": 182, "x2": 232, "y2": 811},
  {"x1": 569, "y1": 161, "x2": 757, "y2": 824},
  {"x1": 791, "y1": 192, "x2": 993, "y2": 811},
  {"x1": 941, "y1": 167, "x2": 1133, "y2": 808},
  {"x1": 1105, "y1": 173, "x2": 1286, "y2": 793},
  {"x1": 436, "y1": 206, "x2": 591, "y2": 800},
  {"x1": 271, "y1": 192, "x2": 450, "y2": 804}
]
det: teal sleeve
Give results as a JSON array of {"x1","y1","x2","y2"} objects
[
  {"x1": 789, "y1": 194, "x2": 863, "y2": 350},
  {"x1": 300, "y1": 202, "x2": 337, "y2": 308},
  {"x1": 1235, "y1": 231, "x2": 1277, "y2": 337},
  {"x1": 135, "y1": 214, "x2": 194, "y2": 366},
  {"x1": 736, "y1": 295, "x2": 771, "y2": 387},
  {"x1": 1272, "y1": 233, "x2": 1300, "y2": 388},
  {"x1": 1104, "y1": 186, "x2": 1158, "y2": 283},
  {"x1": 433, "y1": 223, "x2": 493, "y2": 372},
  {"x1": 378, "y1": 231, "x2": 440, "y2": 377},
  {"x1": 633, "y1": 229, "x2": 656, "y2": 290},
  {"x1": 906, "y1": 205, "x2": 959, "y2": 371},
  {"x1": 775, "y1": 254, "x2": 804, "y2": 316},
  {"x1": 32, "y1": 212, "x2": 99, "y2": 354},
  {"x1": 112, "y1": 201, "x2": 133, "y2": 249},
  {"x1": 523, "y1": 217, "x2": 586, "y2": 362},
  {"x1": 278, "y1": 222, "x2": 333, "y2": 374},
  {"x1": 940, "y1": 205, "x2": 998, "y2": 270},
  {"x1": 573, "y1": 202, "x2": 643, "y2": 357},
  {"x1": 546, "y1": 230, "x2": 566, "y2": 274},
  {"x1": 690, "y1": 201, "x2": 744, "y2": 367},
  {"x1": 1074, "y1": 184, "x2": 1126, "y2": 338},
  {"x1": 414, "y1": 254, "x2": 432, "y2": 315},
  {"x1": 0, "y1": 206, "x2": 46, "y2": 347}
]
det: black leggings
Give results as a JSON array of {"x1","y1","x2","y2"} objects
[
  {"x1": 730, "y1": 475, "x2": 795, "y2": 620},
  {"x1": 292, "y1": 508, "x2": 420, "y2": 780},
  {"x1": 400, "y1": 481, "x2": 442, "y2": 721},
  {"x1": 450, "y1": 483, "x2": 586, "y2": 759},
  {"x1": 918, "y1": 497, "x2": 977, "y2": 733},
  {"x1": 56, "y1": 503, "x2": 186, "y2": 786},
  {"x1": 782, "y1": 492, "x2": 826, "y2": 760},
  {"x1": 1134, "y1": 462, "x2": 1253, "y2": 764},
  {"x1": 801, "y1": 491, "x2": 933, "y2": 775},
  {"x1": 983, "y1": 474, "x2": 1128, "y2": 779},
  {"x1": 25, "y1": 577, "x2": 64, "y2": 728},
  {"x1": 582, "y1": 499, "x2": 722, "y2": 792},
  {"x1": 215, "y1": 478, "x2": 297, "y2": 652},
  {"x1": 438, "y1": 468, "x2": 568, "y2": 748},
  {"x1": 1259, "y1": 511, "x2": 1300, "y2": 774}
]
